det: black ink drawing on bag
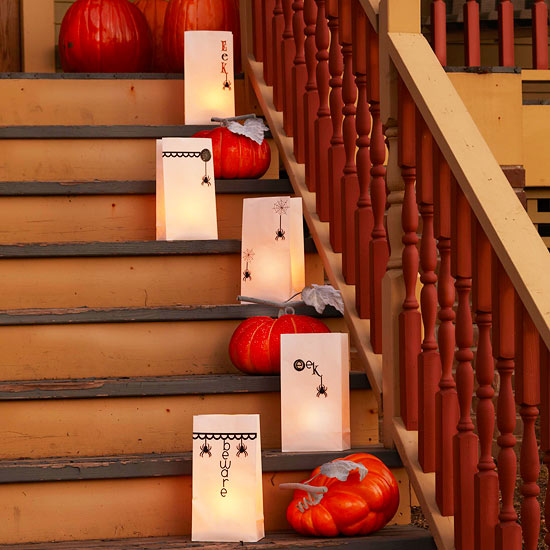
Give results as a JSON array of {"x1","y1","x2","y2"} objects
[
  {"x1": 293, "y1": 359, "x2": 328, "y2": 398},
  {"x1": 273, "y1": 198, "x2": 290, "y2": 240},
  {"x1": 242, "y1": 249, "x2": 255, "y2": 282},
  {"x1": 162, "y1": 149, "x2": 212, "y2": 186}
]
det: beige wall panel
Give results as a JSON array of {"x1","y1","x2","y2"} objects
[
  {"x1": 523, "y1": 105, "x2": 550, "y2": 188},
  {"x1": 0, "y1": 390, "x2": 377, "y2": 458},
  {"x1": 0, "y1": 318, "x2": 347, "y2": 381},
  {"x1": 21, "y1": 0, "x2": 55, "y2": 72},
  {"x1": 447, "y1": 72, "x2": 523, "y2": 166}
]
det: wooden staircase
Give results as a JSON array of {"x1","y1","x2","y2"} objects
[{"x1": 0, "y1": 73, "x2": 433, "y2": 549}]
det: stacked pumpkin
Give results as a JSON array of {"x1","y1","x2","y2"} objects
[{"x1": 59, "y1": 0, "x2": 241, "y2": 73}]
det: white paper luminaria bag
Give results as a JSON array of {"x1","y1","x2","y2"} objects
[
  {"x1": 281, "y1": 333, "x2": 351, "y2": 452},
  {"x1": 156, "y1": 137, "x2": 218, "y2": 241},
  {"x1": 192, "y1": 414, "x2": 265, "y2": 542},
  {"x1": 240, "y1": 196, "x2": 305, "y2": 303}
]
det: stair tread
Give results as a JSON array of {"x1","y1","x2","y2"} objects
[
  {"x1": 0, "y1": 446, "x2": 402, "y2": 483},
  {"x1": 0, "y1": 528, "x2": 435, "y2": 549},
  {"x1": 0, "y1": 72, "x2": 245, "y2": 80}
]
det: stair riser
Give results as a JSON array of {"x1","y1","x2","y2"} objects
[
  {"x1": 0, "y1": 138, "x2": 279, "y2": 182},
  {"x1": 0, "y1": 319, "x2": 348, "y2": 381},
  {"x1": 0, "y1": 194, "x2": 276, "y2": 243},
  {"x1": 0, "y1": 254, "x2": 323, "y2": 309},
  {"x1": 0, "y1": 468, "x2": 411, "y2": 544},
  {"x1": 0, "y1": 392, "x2": 377, "y2": 459}
]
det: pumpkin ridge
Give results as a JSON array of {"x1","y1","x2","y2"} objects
[
  {"x1": 245, "y1": 317, "x2": 268, "y2": 372},
  {"x1": 264, "y1": 316, "x2": 279, "y2": 374}
]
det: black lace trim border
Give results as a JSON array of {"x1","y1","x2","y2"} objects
[{"x1": 193, "y1": 432, "x2": 258, "y2": 441}]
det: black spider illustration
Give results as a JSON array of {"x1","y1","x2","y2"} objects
[
  {"x1": 236, "y1": 442, "x2": 248, "y2": 457},
  {"x1": 316, "y1": 381, "x2": 328, "y2": 398},
  {"x1": 202, "y1": 175, "x2": 212, "y2": 186},
  {"x1": 242, "y1": 249, "x2": 254, "y2": 282},
  {"x1": 275, "y1": 228, "x2": 286, "y2": 241},
  {"x1": 223, "y1": 79, "x2": 232, "y2": 91},
  {"x1": 200, "y1": 442, "x2": 212, "y2": 457},
  {"x1": 243, "y1": 269, "x2": 252, "y2": 282}
]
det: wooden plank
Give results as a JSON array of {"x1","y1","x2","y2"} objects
[
  {"x1": 0, "y1": 0, "x2": 21, "y2": 72},
  {"x1": 0, "y1": 372, "x2": 370, "y2": 400},
  {"x1": 0, "y1": 72, "x2": 244, "y2": 79}
]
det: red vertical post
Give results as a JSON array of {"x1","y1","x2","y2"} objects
[
  {"x1": 398, "y1": 80, "x2": 420, "y2": 430},
  {"x1": 416, "y1": 115, "x2": 441, "y2": 473},
  {"x1": 292, "y1": 1, "x2": 307, "y2": 164},
  {"x1": 272, "y1": 0, "x2": 285, "y2": 111},
  {"x1": 498, "y1": 0, "x2": 515, "y2": 67},
  {"x1": 540, "y1": 340, "x2": 550, "y2": 548},
  {"x1": 314, "y1": 0, "x2": 331, "y2": 221},
  {"x1": 368, "y1": 21, "x2": 388, "y2": 355},
  {"x1": 433, "y1": 146, "x2": 458, "y2": 516},
  {"x1": 451, "y1": 181, "x2": 478, "y2": 550},
  {"x1": 464, "y1": 0, "x2": 481, "y2": 67},
  {"x1": 431, "y1": 0, "x2": 447, "y2": 65},
  {"x1": 532, "y1": 0, "x2": 549, "y2": 70},
  {"x1": 282, "y1": 0, "x2": 296, "y2": 137},
  {"x1": 252, "y1": 0, "x2": 264, "y2": 62},
  {"x1": 326, "y1": 0, "x2": 345, "y2": 252},
  {"x1": 339, "y1": 0, "x2": 358, "y2": 282},
  {"x1": 472, "y1": 220, "x2": 498, "y2": 550},
  {"x1": 303, "y1": 0, "x2": 318, "y2": 191},
  {"x1": 263, "y1": 0, "x2": 276, "y2": 85},
  {"x1": 492, "y1": 256, "x2": 522, "y2": 550},
  {"x1": 353, "y1": 0, "x2": 372, "y2": 318},
  {"x1": 515, "y1": 300, "x2": 541, "y2": 550}
]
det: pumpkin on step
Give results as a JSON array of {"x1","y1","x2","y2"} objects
[
  {"x1": 284, "y1": 453, "x2": 399, "y2": 537},
  {"x1": 59, "y1": 0, "x2": 153, "y2": 73},
  {"x1": 134, "y1": 0, "x2": 169, "y2": 71},
  {"x1": 229, "y1": 315, "x2": 331, "y2": 375}
]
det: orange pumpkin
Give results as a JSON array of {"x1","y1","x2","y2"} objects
[
  {"x1": 286, "y1": 453, "x2": 400, "y2": 537},
  {"x1": 134, "y1": 0, "x2": 169, "y2": 71}
]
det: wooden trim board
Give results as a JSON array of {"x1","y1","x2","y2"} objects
[{"x1": 0, "y1": 72, "x2": 245, "y2": 80}]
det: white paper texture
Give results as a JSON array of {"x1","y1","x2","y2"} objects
[
  {"x1": 157, "y1": 137, "x2": 218, "y2": 241},
  {"x1": 281, "y1": 333, "x2": 351, "y2": 452},
  {"x1": 192, "y1": 414, "x2": 264, "y2": 542},
  {"x1": 241, "y1": 196, "x2": 305, "y2": 303},
  {"x1": 184, "y1": 31, "x2": 236, "y2": 124}
]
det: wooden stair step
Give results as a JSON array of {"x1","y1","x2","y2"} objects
[{"x1": 0, "y1": 528, "x2": 436, "y2": 549}]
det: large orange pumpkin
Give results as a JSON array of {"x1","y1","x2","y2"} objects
[
  {"x1": 286, "y1": 453, "x2": 400, "y2": 537},
  {"x1": 134, "y1": 0, "x2": 169, "y2": 71},
  {"x1": 229, "y1": 315, "x2": 331, "y2": 375},
  {"x1": 193, "y1": 126, "x2": 271, "y2": 179},
  {"x1": 59, "y1": 0, "x2": 153, "y2": 73},
  {"x1": 163, "y1": 0, "x2": 241, "y2": 74}
]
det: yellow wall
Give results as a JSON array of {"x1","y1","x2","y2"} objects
[{"x1": 55, "y1": 0, "x2": 76, "y2": 42}]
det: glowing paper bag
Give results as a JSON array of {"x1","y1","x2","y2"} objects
[
  {"x1": 240, "y1": 196, "x2": 305, "y2": 303},
  {"x1": 281, "y1": 333, "x2": 351, "y2": 452},
  {"x1": 156, "y1": 137, "x2": 218, "y2": 241},
  {"x1": 184, "y1": 31, "x2": 236, "y2": 124},
  {"x1": 192, "y1": 414, "x2": 265, "y2": 542}
]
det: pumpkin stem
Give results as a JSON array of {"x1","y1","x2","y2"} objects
[
  {"x1": 237, "y1": 295, "x2": 303, "y2": 317},
  {"x1": 279, "y1": 481, "x2": 328, "y2": 512},
  {"x1": 211, "y1": 113, "x2": 257, "y2": 125}
]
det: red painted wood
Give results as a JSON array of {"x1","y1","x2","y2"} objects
[
  {"x1": 514, "y1": 299, "x2": 540, "y2": 550},
  {"x1": 540, "y1": 340, "x2": 550, "y2": 548},
  {"x1": 272, "y1": 0, "x2": 285, "y2": 111},
  {"x1": 451, "y1": 181, "x2": 478, "y2": 550},
  {"x1": 492, "y1": 255, "x2": 522, "y2": 550},
  {"x1": 398, "y1": 79, "x2": 420, "y2": 431},
  {"x1": 416, "y1": 115, "x2": 440, "y2": 474},
  {"x1": 303, "y1": 0, "x2": 318, "y2": 192},
  {"x1": 464, "y1": 0, "x2": 481, "y2": 67},
  {"x1": 369, "y1": 22, "x2": 388, "y2": 355},
  {"x1": 292, "y1": 1, "x2": 307, "y2": 164},
  {"x1": 532, "y1": 0, "x2": 549, "y2": 70},
  {"x1": 263, "y1": 0, "x2": 276, "y2": 85},
  {"x1": 433, "y1": 146, "x2": 458, "y2": 516},
  {"x1": 314, "y1": 0, "x2": 331, "y2": 221},
  {"x1": 431, "y1": 0, "x2": 447, "y2": 65},
  {"x1": 472, "y1": 220, "x2": 498, "y2": 550},
  {"x1": 282, "y1": 0, "x2": 296, "y2": 137},
  {"x1": 498, "y1": 1, "x2": 514, "y2": 67},
  {"x1": 252, "y1": 0, "x2": 264, "y2": 62},
  {"x1": 353, "y1": 0, "x2": 372, "y2": 319}
]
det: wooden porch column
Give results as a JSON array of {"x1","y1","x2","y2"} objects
[
  {"x1": 0, "y1": 0, "x2": 21, "y2": 72},
  {"x1": 21, "y1": 0, "x2": 55, "y2": 72}
]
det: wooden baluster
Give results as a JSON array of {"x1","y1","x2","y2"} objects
[
  {"x1": 472, "y1": 220, "x2": 498, "y2": 550},
  {"x1": 292, "y1": 1, "x2": 307, "y2": 163},
  {"x1": 540, "y1": 340, "x2": 550, "y2": 548},
  {"x1": 431, "y1": 0, "x2": 447, "y2": 65},
  {"x1": 533, "y1": 0, "x2": 549, "y2": 70},
  {"x1": 451, "y1": 181, "x2": 478, "y2": 550},
  {"x1": 282, "y1": 0, "x2": 296, "y2": 137},
  {"x1": 263, "y1": 0, "x2": 276, "y2": 85},
  {"x1": 498, "y1": 0, "x2": 514, "y2": 67},
  {"x1": 369, "y1": 22, "x2": 388, "y2": 354},
  {"x1": 515, "y1": 300, "x2": 540, "y2": 550},
  {"x1": 314, "y1": 0, "x2": 331, "y2": 221},
  {"x1": 252, "y1": 0, "x2": 264, "y2": 62},
  {"x1": 398, "y1": 79, "x2": 420, "y2": 430},
  {"x1": 416, "y1": 115, "x2": 440, "y2": 473},
  {"x1": 339, "y1": 0, "x2": 358, "y2": 282},
  {"x1": 464, "y1": 0, "x2": 481, "y2": 67},
  {"x1": 434, "y1": 146, "x2": 458, "y2": 515},
  {"x1": 326, "y1": 1, "x2": 345, "y2": 252},
  {"x1": 493, "y1": 255, "x2": 522, "y2": 550},
  {"x1": 353, "y1": 0, "x2": 372, "y2": 318},
  {"x1": 272, "y1": 0, "x2": 285, "y2": 111}
]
